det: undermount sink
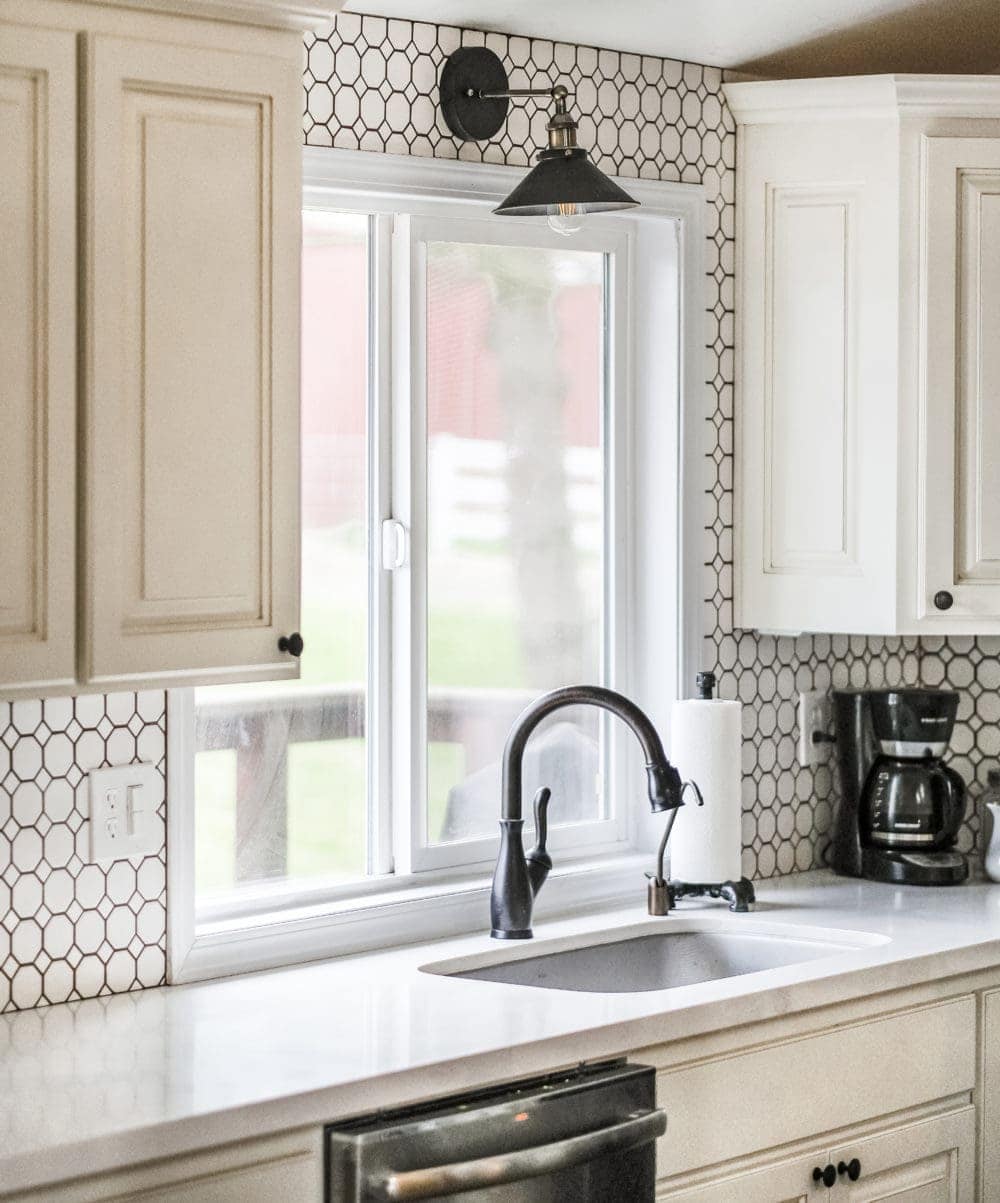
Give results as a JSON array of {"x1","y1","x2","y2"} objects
[{"x1": 421, "y1": 920, "x2": 888, "y2": 994}]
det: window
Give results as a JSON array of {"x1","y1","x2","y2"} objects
[{"x1": 168, "y1": 149, "x2": 705, "y2": 982}]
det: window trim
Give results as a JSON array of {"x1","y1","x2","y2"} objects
[{"x1": 167, "y1": 147, "x2": 707, "y2": 985}]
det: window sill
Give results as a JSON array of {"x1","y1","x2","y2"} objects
[{"x1": 169, "y1": 852, "x2": 651, "y2": 985}]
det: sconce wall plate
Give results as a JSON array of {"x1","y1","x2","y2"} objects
[{"x1": 440, "y1": 47, "x2": 510, "y2": 142}]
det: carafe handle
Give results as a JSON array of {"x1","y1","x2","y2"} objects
[{"x1": 942, "y1": 764, "x2": 967, "y2": 842}]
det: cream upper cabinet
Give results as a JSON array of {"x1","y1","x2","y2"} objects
[
  {"x1": 0, "y1": 24, "x2": 77, "y2": 695},
  {"x1": 0, "y1": 0, "x2": 332, "y2": 697},
  {"x1": 922, "y1": 138, "x2": 1000, "y2": 626},
  {"x1": 82, "y1": 32, "x2": 302, "y2": 688},
  {"x1": 726, "y1": 76, "x2": 1000, "y2": 635}
]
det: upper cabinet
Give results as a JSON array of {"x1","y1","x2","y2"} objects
[
  {"x1": 922, "y1": 135, "x2": 1000, "y2": 629},
  {"x1": 726, "y1": 76, "x2": 1000, "y2": 635},
  {"x1": 0, "y1": 0, "x2": 337, "y2": 697},
  {"x1": 1, "y1": 24, "x2": 77, "y2": 695}
]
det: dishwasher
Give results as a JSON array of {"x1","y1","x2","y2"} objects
[{"x1": 325, "y1": 1059, "x2": 666, "y2": 1201}]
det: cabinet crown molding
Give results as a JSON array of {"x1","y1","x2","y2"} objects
[
  {"x1": 724, "y1": 73, "x2": 1000, "y2": 124},
  {"x1": 72, "y1": 0, "x2": 345, "y2": 30}
]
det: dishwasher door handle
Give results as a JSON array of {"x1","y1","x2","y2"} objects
[{"x1": 366, "y1": 1107, "x2": 667, "y2": 1201}]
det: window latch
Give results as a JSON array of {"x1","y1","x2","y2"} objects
[{"x1": 381, "y1": 519, "x2": 409, "y2": 570}]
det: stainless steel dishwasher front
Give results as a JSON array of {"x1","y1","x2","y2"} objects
[{"x1": 325, "y1": 1059, "x2": 665, "y2": 1201}]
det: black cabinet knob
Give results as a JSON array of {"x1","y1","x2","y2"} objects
[
  {"x1": 278, "y1": 632, "x2": 304, "y2": 657},
  {"x1": 933, "y1": 590, "x2": 954, "y2": 611},
  {"x1": 838, "y1": 1158, "x2": 862, "y2": 1182},
  {"x1": 813, "y1": 1164, "x2": 837, "y2": 1188}
]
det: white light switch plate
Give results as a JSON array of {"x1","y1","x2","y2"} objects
[
  {"x1": 88, "y1": 763, "x2": 161, "y2": 864},
  {"x1": 798, "y1": 690, "x2": 833, "y2": 768}
]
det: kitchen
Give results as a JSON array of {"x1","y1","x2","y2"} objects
[{"x1": 3, "y1": 0, "x2": 1000, "y2": 1198}]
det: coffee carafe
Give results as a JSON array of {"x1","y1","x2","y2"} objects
[{"x1": 831, "y1": 689, "x2": 968, "y2": 886}]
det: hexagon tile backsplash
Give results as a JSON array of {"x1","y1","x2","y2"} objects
[
  {"x1": 305, "y1": 11, "x2": 1000, "y2": 885},
  {"x1": 0, "y1": 695, "x2": 167, "y2": 1013},
  {"x1": 2, "y1": 14, "x2": 999, "y2": 1015}
]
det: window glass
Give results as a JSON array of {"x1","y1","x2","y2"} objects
[
  {"x1": 424, "y1": 242, "x2": 607, "y2": 845},
  {"x1": 193, "y1": 210, "x2": 369, "y2": 901}
]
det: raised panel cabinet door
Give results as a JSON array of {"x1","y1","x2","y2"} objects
[
  {"x1": 0, "y1": 24, "x2": 77, "y2": 695},
  {"x1": 82, "y1": 34, "x2": 302, "y2": 687},
  {"x1": 656, "y1": 1150, "x2": 818, "y2": 1202},
  {"x1": 981, "y1": 989, "x2": 1000, "y2": 1201},
  {"x1": 735, "y1": 118, "x2": 900, "y2": 634},
  {"x1": 921, "y1": 136, "x2": 1000, "y2": 625},
  {"x1": 4, "y1": 1128, "x2": 322, "y2": 1201},
  {"x1": 829, "y1": 1107, "x2": 975, "y2": 1202}
]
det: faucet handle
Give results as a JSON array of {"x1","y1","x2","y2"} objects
[
  {"x1": 526, "y1": 787, "x2": 552, "y2": 897},
  {"x1": 681, "y1": 779, "x2": 704, "y2": 807},
  {"x1": 531, "y1": 786, "x2": 550, "y2": 852}
]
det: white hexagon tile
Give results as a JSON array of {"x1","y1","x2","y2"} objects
[{"x1": 0, "y1": 694, "x2": 167, "y2": 1013}]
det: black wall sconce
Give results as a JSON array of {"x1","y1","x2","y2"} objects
[{"x1": 439, "y1": 47, "x2": 639, "y2": 235}]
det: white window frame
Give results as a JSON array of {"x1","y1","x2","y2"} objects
[
  {"x1": 395, "y1": 210, "x2": 631, "y2": 874},
  {"x1": 167, "y1": 147, "x2": 706, "y2": 984}
]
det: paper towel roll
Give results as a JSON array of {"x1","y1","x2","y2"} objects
[{"x1": 669, "y1": 699, "x2": 743, "y2": 883}]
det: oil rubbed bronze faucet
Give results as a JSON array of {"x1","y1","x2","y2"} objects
[{"x1": 490, "y1": 685, "x2": 685, "y2": 939}]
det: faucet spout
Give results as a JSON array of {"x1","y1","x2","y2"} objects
[{"x1": 490, "y1": 685, "x2": 684, "y2": 939}]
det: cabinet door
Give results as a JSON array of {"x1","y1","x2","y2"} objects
[
  {"x1": 656, "y1": 1150, "x2": 818, "y2": 1202},
  {"x1": 980, "y1": 989, "x2": 1000, "y2": 1201},
  {"x1": 0, "y1": 24, "x2": 77, "y2": 694},
  {"x1": 82, "y1": 34, "x2": 301, "y2": 688},
  {"x1": 922, "y1": 136, "x2": 1000, "y2": 626},
  {"x1": 5, "y1": 1127, "x2": 321, "y2": 1202},
  {"x1": 829, "y1": 1107, "x2": 975, "y2": 1201},
  {"x1": 736, "y1": 117, "x2": 901, "y2": 634}
]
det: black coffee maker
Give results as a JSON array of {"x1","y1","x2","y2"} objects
[{"x1": 831, "y1": 689, "x2": 968, "y2": 886}]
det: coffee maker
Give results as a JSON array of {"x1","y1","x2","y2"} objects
[{"x1": 831, "y1": 689, "x2": 968, "y2": 886}]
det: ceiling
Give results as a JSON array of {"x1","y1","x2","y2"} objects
[{"x1": 341, "y1": 0, "x2": 1000, "y2": 76}]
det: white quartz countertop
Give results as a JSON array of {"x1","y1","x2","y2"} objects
[{"x1": 6, "y1": 870, "x2": 1000, "y2": 1193}]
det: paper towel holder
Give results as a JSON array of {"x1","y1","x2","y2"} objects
[
  {"x1": 695, "y1": 670, "x2": 716, "y2": 699},
  {"x1": 667, "y1": 876, "x2": 756, "y2": 913},
  {"x1": 645, "y1": 772, "x2": 756, "y2": 915}
]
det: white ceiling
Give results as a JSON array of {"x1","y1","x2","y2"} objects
[{"x1": 341, "y1": 0, "x2": 1000, "y2": 76}]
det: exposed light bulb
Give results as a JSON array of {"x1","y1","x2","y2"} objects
[{"x1": 547, "y1": 203, "x2": 585, "y2": 237}]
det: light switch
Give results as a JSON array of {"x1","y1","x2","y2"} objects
[{"x1": 88, "y1": 763, "x2": 161, "y2": 864}]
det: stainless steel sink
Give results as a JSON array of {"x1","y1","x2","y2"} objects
[{"x1": 422, "y1": 921, "x2": 887, "y2": 994}]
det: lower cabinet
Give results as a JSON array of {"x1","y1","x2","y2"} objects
[
  {"x1": 659, "y1": 1108, "x2": 976, "y2": 1202},
  {"x1": 981, "y1": 988, "x2": 1000, "y2": 1202},
  {"x1": 6, "y1": 1129, "x2": 321, "y2": 1203},
  {"x1": 647, "y1": 994, "x2": 978, "y2": 1202},
  {"x1": 656, "y1": 1146, "x2": 823, "y2": 1201},
  {"x1": 829, "y1": 1109, "x2": 975, "y2": 1201}
]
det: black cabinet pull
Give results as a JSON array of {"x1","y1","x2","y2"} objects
[
  {"x1": 812, "y1": 1164, "x2": 836, "y2": 1188},
  {"x1": 933, "y1": 590, "x2": 954, "y2": 611},
  {"x1": 278, "y1": 632, "x2": 304, "y2": 657},
  {"x1": 838, "y1": 1158, "x2": 862, "y2": 1182}
]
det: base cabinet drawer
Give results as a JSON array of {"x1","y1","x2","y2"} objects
[
  {"x1": 653, "y1": 997, "x2": 976, "y2": 1179},
  {"x1": 658, "y1": 1107, "x2": 976, "y2": 1202}
]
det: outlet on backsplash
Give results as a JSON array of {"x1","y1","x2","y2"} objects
[
  {"x1": 87, "y1": 763, "x2": 162, "y2": 864},
  {"x1": 798, "y1": 691, "x2": 833, "y2": 769}
]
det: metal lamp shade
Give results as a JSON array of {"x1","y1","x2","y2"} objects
[{"x1": 494, "y1": 147, "x2": 639, "y2": 216}]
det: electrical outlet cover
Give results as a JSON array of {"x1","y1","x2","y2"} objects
[
  {"x1": 798, "y1": 691, "x2": 833, "y2": 768},
  {"x1": 88, "y1": 763, "x2": 161, "y2": 864}
]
